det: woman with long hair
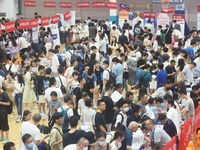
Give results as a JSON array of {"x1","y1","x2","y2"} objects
[
  {"x1": 176, "y1": 58, "x2": 186, "y2": 86},
  {"x1": 14, "y1": 74, "x2": 24, "y2": 122},
  {"x1": 9, "y1": 35, "x2": 19, "y2": 59},
  {"x1": 22, "y1": 66, "x2": 36, "y2": 109},
  {"x1": 20, "y1": 54, "x2": 31, "y2": 75},
  {"x1": 44, "y1": 32, "x2": 53, "y2": 58}
]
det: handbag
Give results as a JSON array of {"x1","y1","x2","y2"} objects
[{"x1": 58, "y1": 76, "x2": 66, "y2": 94}]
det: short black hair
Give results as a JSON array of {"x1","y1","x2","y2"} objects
[
  {"x1": 38, "y1": 65, "x2": 45, "y2": 71},
  {"x1": 22, "y1": 134, "x2": 32, "y2": 143},
  {"x1": 157, "y1": 63, "x2": 164, "y2": 70},
  {"x1": 88, "y1": 69, "x2": 94, "y2": 76},
  {"x1": 69, "y1": 115, "x2": 79, "y2": 128},
  {"x1": 120, "y1": 100, "x2": 129, "y2": 108},
  {"x1": 85, "y1": 98, "x2": 93, "y2": 107},
  {"x1": 52, "y1": 112, "x2": 63, "y2": 123},
  {"x1": 115, "y1": 83, "x2": 123, "y2": 90},
  {"x1": 103, "y1": 60, "x2": 109, "y2": 65},
  {"x1": 178, "y1": 88, "x2": 187, "y2": 95},
  {"x1": 126, "y1": 91, "x2": 133, "y2": 99},
  {"x1": 64, "y1": 96, "x2": 71, "y2": 103},
  {"x1": 132, "y1": 104, "x2": 141, "y2": 113},
  {"x1": 157, "y1": 113, "x2": 167, "y2": 121},
  {"x1": 96, "y1": 131, "x2": 107, "y2": 139},
  {"x1": 97, "y1": 100, "x2": 105, "y2": 106},
  {"x1": 50, "y1": 91, "x2": 58, "y2": 97},
  {"x1": 81, "y1": 92, "x2": 88, "y2": 98},
  {"x1": 163, "y1": 47, "x2": 168, "y2": 53},
  {"x1": 49, "y1": 77, "x2": 56, "y2": 86},
  {"x1": 112, "y1": 57, "x2": 119, "y2": 63},
  {"x1": 3, "y1": 142, "x2": 15, "y2": 150},
  {"x1": 45, "y1": 68, "x2": 52, "y2": 75},
  {"x1": 57, "y1": 67, "x2": 64, "y2": 74},
  {"x1": 105, "y1": 84, "x2": 113, "y2": 91}
]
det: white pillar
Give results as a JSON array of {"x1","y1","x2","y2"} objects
[
  {"x1": 0, "y1": 0, "x2": 16, "y2": 20},
  {"x1": 109, "y1": 0, "x2": 118, "y2": 25}
]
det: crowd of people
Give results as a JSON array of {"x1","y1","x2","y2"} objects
[{"x1": 0, "y1": 12, "x2": 200, "y2": 150}]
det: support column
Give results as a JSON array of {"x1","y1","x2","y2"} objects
[{"x1": 109, "y1": 0, "x2": 118, "y2": 25}]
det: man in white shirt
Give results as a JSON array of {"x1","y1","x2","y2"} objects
[
  {"x1": 64, "y1": 137, "x2": 89, "y2": 150},
  {"x1": 102, "y1": 60, "x2": 110, "y2": 89},
  {"x1": 182, "y1": 62, "x2": 196, "y2": 86},
  {"x1": 115, "y1": 101, "x2": 129, "y2": 127},
  {"x1": 129, "y1": 121, "x2": 144, "y2": 150},
  {"x1": 20, "y1": 114, "x2": 43, "y2": 150},
  {"x1": 65, "y1": 44, "x2": 74, "y2": 67},
  {"x1": 78, "y1": 92, "x2": 88, "y2": 116},
  {"x1": 145, "y1": 20, "x2": 154, "y2": 33},
  {"x1": 99, "y1": 34, "x2": 107, "y2": 54},
  {"x1": 55, "y1": 68, "x2": 67, "y2": 90},
  {"x1": 50, "y1": 50, "x2": 60, "y2": 77},
  {"x1": 172, "y1": 27, "x2": 183, "y2": 40},
  {"x1": 45, "y1": 77, "x2": 63, "y2": 102}
]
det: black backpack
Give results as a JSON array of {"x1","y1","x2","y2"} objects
[
  {"x1": 106, "y1": 69, "x2": 116, "y2": 85},
  {"x1": 2, "y1": 92, "x2": 13, "y2": 114},
  {"x1": 68, "y1": 50, "x2": 77, "y2": 63},
  {"x1": 111, "y1": 112, "x2": 124, "y2": 131},
  {"x1": 58, "y1": 76, "x2": 66, "y2": 94}
]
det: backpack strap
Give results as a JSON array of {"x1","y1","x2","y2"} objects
[
  {"x1": 51, "y1": 127, "x2": 63, "y2": 136},
  {"x1": 61, "y1": 106, "x2": 70, "y2": 116},
  {"x1": 8, "y1": 64, "x2": 12, "y2": 72},
  {"x1": 118, "y1": 113, "x2": 124, "y2": 124},
  {"x1": 107, "y1": 143, "x2": 109, "y2": 150},
  {"x1": 58, "y1": 76, "x2": 64, "y2": 87}
]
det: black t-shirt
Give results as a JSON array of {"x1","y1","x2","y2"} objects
[
  {"x1": 63, "y1": 130, "x2": 86, "y2": 148},
  {"x1": 165, "y1": 65, "x2": 176, "y2": 82},
  {"x1": 0, "y1": 92, "x2": 9, "y2": 116},
  {"x1": 43, "y1": 76, "x2": 51, "y2": 91},
  {"x1": 35, "y1": 75, "x2": 44, "y2": 95},
  {"x1": 102, "y1": 96, "x2": 115, "y2": 124},
  {"x1": 95, "y1": 112, "x2": 107, "y2": 132},
  {"x1": 88, "y1": 60, "x2": 97, "y2": 69},
  {"x1": 73, "y1": 87, "x2": 82, "y2": 109},
  {"x1": 137, "y1": 58, "x2": 146, "y2": 68},
  {"x1": 84, "y1": 77, "x2": 94, "y2": 98}
]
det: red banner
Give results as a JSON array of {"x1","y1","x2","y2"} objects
[
  {"x1": 198, "y1": 5, "x2": 200, "y2": 12},
  {"x1": 142, "y1": 12, "x2": 156, "y2": 18},
  {"x1": 64, "y1": 11, "x2": 71, "y2": 21},
  {"x1": 194, "y1": 105, "x2": 200, "y2": 133},
  {"x1": 18, "y1": 19, "x2": 30, "y2": 29},
  {"x1": 5, "y1": 21, "x2": 15, "y2": 33},
  {"x1": 60, "y1": 2, "x2": 72, "y2": 8},
  {"x1": 161, "y1": 7, "x2": 174, "y2": 13},
  {"x1": 163, "y1": 136, "x2": 177, "y2": 150},
  {"x1": 52, "y1": 15, "x2": 60, "y2": 24},
  {"x1": 44, "y1": 2, "x2": 56, "y2": 8},
  {"x1": 24, "y1": 0, "x2": 36, "y2": 7},
  {"x1": 41, "y1": 17, "x2": 49, "y2": 26},
  {"x1": 106, "y1": 2, "x2": 118, "y2": 9},
  {"x1": 179, "y1": 118, "x2": 192, "y2": 150},
  {"x1": 30, "y1": 18, "x2": 38, "y2": 28},
  {"x1": 0, "y1": 25, "x2": 2, "y2": 34},
  {"x1": 173, "y1": 14, "x2": 185, "y2": 20},
  {"x1": 77, "y1": 2, "x2": 90, "y2": 8},
  {"x1": 92, "y1": 2, "x2": 105, "y2": 8}
]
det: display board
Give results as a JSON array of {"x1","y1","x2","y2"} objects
[{"x1": 152, "y1": 0, "x2": 184, "y2": 4}]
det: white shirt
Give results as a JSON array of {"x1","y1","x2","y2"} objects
[
  {"x1": 145, "y1": 23, "x2": 154, "y2": 33},
  {"x1": 11, "y1": 64, "x2": 19, "y2": 73},
  {"x1": 182, "y1": 64, "x2": 194, "y2": 85},
  {"x1": 20, "y1": 121, "x2": 41, "y2": 150},
  {"x1": 167, "y1": 107, "x2": 180, "y2": 133},
  {"x1": 115, "y1": 112, "x2": 127, "y2": 127},
  {"x1": 44, "y1": 87, "x2": 63, "y2": 101},
  {"x1": 103, "y1": 69, "x2": 110, "y2": 86},
  {"x1": 14, "y1": 81, "x2": 24, "y2": 94},
  {"x1": 64, "y1": 144, "x2": 88, "y2": 150},
  {"x1": 145, "y1": 105, "x2": 155, "y2": 119},
  {"x1": 78, "y1": 99, "x2": 87, "y2": 113},
  {"x1": 131, "y1": 129, "x2": 144, "y2": 150},
  {"x1": 56, "y1": 75, "x2": 67, "y2": 89},
  {"x1": 172, "y1": 29, "x2": 183, "y2": 39},
  {"x1": 65, "y1": 50, "x2": 74, "y2": 67},
  {"x1": 0, "y1": 76, "x2": 4, "y2": 88},
  {"x1": 51, "y1": 54, "x2": 60, "y2": 73},
  {"x1": 19, "y1": 37, "x2": 28, "y2": 49}
]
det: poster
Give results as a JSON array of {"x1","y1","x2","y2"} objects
[
  {"x1": 173, "y1": 14, "x2": 185, "y2": 36},
  {"x1": 59, "y1": 11, "x2": 76, "y2": 29},
  {"x1": 143, "y1": 12, "x2": 157, "y2": 34},
  {"x1": 157, "y1": 13, "x2": 170, "y2": 29},
  {"x1": 118, "y1": 11, "x2": 129, "y2": 28},
  {"x1": 163, "y1": 136, "x2": 177, "y2": 150},
  {"x1": 52, "y1": 25, "x2": 61, "y2": 46},
  {"x1": 133, "y1": 16, "x2": 144, "y2": 29},
  {"x1": 198, "y1": 13, "x2": 200, "y2": 30},
  {"x1": 32, "y1": 27, "x2": 39, "y2": 44}
]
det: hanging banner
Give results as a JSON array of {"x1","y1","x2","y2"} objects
[
  {"x1": 157, "y1": 13, "x2": 170, "y2": 29},
  {"x1": 198, "y1": 5, "x2": 200, "y2": 12},
  {"x1": 92, "y1": 2, "x2": 105, "y2": 8},
  {"x1": 41, "y1": 17, "x2": 49, "y2": 26},
  {"x1": 106, "y1": 2, "x2": 118, "y2": 9},
  {"x1": 173, "y1": 14, "x2": 185, "y2": 35},
  {"x1": 163, "y1": 136, "x2": 177, "y2": 150},
  {"x1": 18, "y1": 19, "x2": 30, "y2": 29},
  {"x1": 194, "y1": 105, "x2": 200, "y2": 133},
  {"x1": 118, "y1": 11, "x2": 129, "y2": 27},
  {"x1": 64, "y1": 11, "x2": 71, "y2": 21},
  {"x1": 0, "y1": 25, "x2": 2, "y2": 34},
  {"x1": 32, "y1": 27, "x2": 39, "y2": 44},
  {"x1": 119, "y1": 3, "x2": 130, "y2": 12},
  {"x1": 44, "y1": 2, "x2": 56, "y2": 8},
  {"x1": 24, "y1": 1, "x2": 36, "y2": 7},
  {"x1": 5, "y1": 21, "x2": 15, "y2": 33},
  {"x1": 52, "y1": 15, "x2": 60, "y2": 24},
  {"x1": 143, "y1": 12, "x2": 157, "y2": 34},
  {"x1": 60, "y1": 2, "x2": 72, "y2": 8},
  {"x1": 30, "y1": 18, "x2": 38, "y2": 28},
  {"x1": 179, "y1": 118, "x2": 192, "y2": 150},
  {"x1": 77, "y1": 2, "x2": 90, "y2": 8},
  {"x1": 198, "y1": 13, "x2": 200, "y2": 30},
  {"x1": 161, "y1": 7, "x2": 174, "y2": 13},
  {"x1": 52, "y1": 26, "x2": 61, "y2": 46}
]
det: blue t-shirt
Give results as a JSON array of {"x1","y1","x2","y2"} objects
[
  {"x1": 186, "y1": 47, "x2": 194, "y2": 58},
  {"x1": 119, "y1": 127, "x2": 133, "y2": 150},
  {"x1": 156, "y1": 70, "x2": 167, "y2": 89},
  {"x1": 113, "y1": 63, "x2": 124, "y2": 84}
]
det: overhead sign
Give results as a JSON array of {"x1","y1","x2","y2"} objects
[
  {"x1": 18, "y1": 19, "x2": 30, "y2": 29},
  {"x1": 5, "y1": 21, "x2": 15, "y2": 33},
  {"x1": 106, "y1": 2, "x2": 118, "y2": 9},
  {"x1": 119, "y1": 3, "x2": 130, "y2": 12},
  {"x1": 44, "y1": 2, "x2": 56, "y2": 8},
  {"x1": 30, "y1": 18, "x2": 38, "y2": 28},
  {"x1": 142, "y1": 12, "x2": 156, "y2": 18},
  {"x1": 77, "y1": 2, "x2": 90, "y2": 8},
  {"x1": 64, "y1": 11, "x2": 71, "y2": 21},
  {"x1": 60, "y1": 2, "x2": 72, "y2": 8},
  {"x1": 52, "y1": 15, "x2": 60, "y2": 24},
  {"x1": 92, "y1": 2, "x2": 105, "y2": 8},
  {"x1": 41, "y1": 17, "x2": 49, "y2": 26},
  {"x1": 161, "y1": 7, "x2": 174, "y2": 13},
  {"x1": 24, "y1": 1, "x2": 36, "y2": 7}
]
